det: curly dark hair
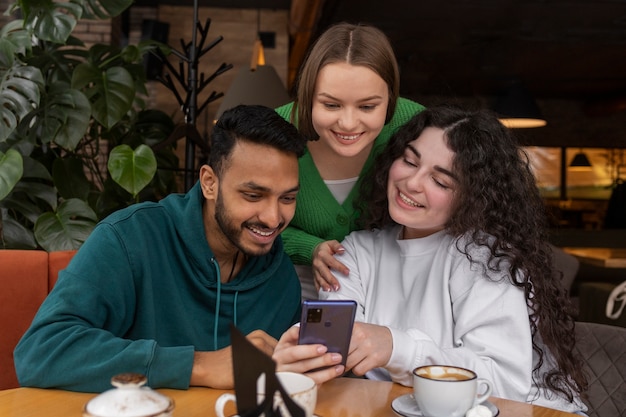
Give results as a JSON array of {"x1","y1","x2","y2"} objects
[{"x1": 358, "y1": 105, "x2": 587, "y2": 402}]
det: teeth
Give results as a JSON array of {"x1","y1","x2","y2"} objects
[
  {"x1": 337, "y1": 133, "x2": 360, "y2": 140},
  {"x1": 399, "y1": 192, "x2": 420, "y2": 207},
  {"x1": 249, "y1": 226, "x2": 275, "y2": 237}
]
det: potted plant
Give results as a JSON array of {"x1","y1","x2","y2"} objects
[{"x1": 0, "y1": 0, "x2": 180, "y2": 251}]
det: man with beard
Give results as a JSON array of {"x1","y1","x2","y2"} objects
[{"x1": 14, "y1": 105, "x2": 344, "y2": 392}]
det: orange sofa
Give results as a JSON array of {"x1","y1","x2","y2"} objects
[{"x1": 0, "y1": 249, "x2": 76, "y2": 390}]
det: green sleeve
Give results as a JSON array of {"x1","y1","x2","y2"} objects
[{"x1": 281, "y1": 225, "x2": 325, "y2": 265}]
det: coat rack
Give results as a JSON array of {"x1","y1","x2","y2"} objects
[{"x1": 154, "y1": 0, "x2": 233, "y2": 191}]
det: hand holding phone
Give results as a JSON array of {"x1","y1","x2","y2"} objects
[{"x1": 297, "y1": 300, "x2": 357, "y2": 368}]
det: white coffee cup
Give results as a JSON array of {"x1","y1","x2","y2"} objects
[
  {"x1": 215, "y1": 371, "x2": 317, "y2": 417},
  {"x1": 412, "y1": 365, "x2": 492, "y2": 417}
]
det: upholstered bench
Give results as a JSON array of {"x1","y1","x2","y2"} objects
[{"x1": 0, "y1": 250, "x2": 76, "y2": 390}]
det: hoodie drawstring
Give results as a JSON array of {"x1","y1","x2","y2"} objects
[
  {"x1": 233, "y1": 291, "x2": 239, "y2": 324},
  {"x1": 212, "y1": 259, "x2": 221, "y2": 351},
  {"x1": 210, "y1": 258, "x2": 240, "y2": 351}
]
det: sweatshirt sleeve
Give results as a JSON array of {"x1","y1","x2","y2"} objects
[
  {"x1": 385, "y1": 266, "x2": 533, "y2": 402},
  {"x1": 13, "y1": 224, "x2": 195, "y2": 393}
]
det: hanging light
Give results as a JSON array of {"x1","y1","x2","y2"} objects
[
  {"x1": 214, "y1": 12, "x2": 290, "y2": 122},
  {"x1": 569, "y1": 149, "x2": 593, "y2": 171},
  {"x1": 492, "y1": 80, "x2": 547, "y2": 128}
]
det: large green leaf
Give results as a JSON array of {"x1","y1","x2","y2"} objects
[
  {"x1": 26, "y1": 37, "x2": 87, "y2": 88},
  {"x1": 34, "y1": 198, "x2": 98, "y2": 251},
  {"x1": 72, "y1": 63, "x2": 135, "y2": 129},
  {"x1": 0, "y1": 20, "x2": 32, "y2": 69},
  {"x1": 80, "y1": 0, "x2": 134, "y2": 20},
  {"x1": 0, "y1": 65, "x2": 44, "y2": 141},
  {"x1": 1, "y1": 188, "x2": 46, "y2": 224},
  {"x1": 108, "y1": 144, "x2": 157, "y2": 197},
  {"x1": 0, "y1": 210, "x2": 37, "y2": 249},
  {"x1": 14, "y1": 0, "x2": 132, "y2": 44},
  {"x1": 21, "y1": 156, "x2": 53, "y2": 181},
  {"x1": 6, "y1": 181, "x2": 58, "y2": 216},
  {"x1": 52, "y1": 157, "x2": 91, "y2": 200},
  {"x1": 21, "y1": 1, "x2": 82, "y2": 44},
  {"x1": 0, "y1": 149, "x2": 23, "y2": 201},
  {"x1": 40, "y1": 84, "x2": 92, "y2": 150}
]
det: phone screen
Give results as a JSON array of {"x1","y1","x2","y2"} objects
[{"x1": 297, "y1": 299, "x2": 357, "y2": 368}]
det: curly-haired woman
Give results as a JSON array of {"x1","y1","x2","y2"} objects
[{"x1": 318, "y1": 105, "x2": 587, "y2": 413}]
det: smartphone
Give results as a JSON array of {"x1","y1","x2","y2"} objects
[{"x1": 297, "y1": 299, "x2": 357, "y2": 368}]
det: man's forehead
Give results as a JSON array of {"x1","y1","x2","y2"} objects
[
  {"x1": 228, "y1": 140, "x2": 295, "y2": 161},
  {"x1": 220, "y1": 143, "x2": 299, "y2": 192}
]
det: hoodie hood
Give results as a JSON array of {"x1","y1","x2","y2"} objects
[{"x1": 159, "y1": 181, "x2": 289, "y2": 291}]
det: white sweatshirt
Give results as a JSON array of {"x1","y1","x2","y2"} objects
[{"x1": 320, "y1": 225, "x2": 585, "y2": 413}]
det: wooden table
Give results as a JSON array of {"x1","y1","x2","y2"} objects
[
  {"x1": 562, "y1": 247, "x2": 626, "y2": 268},
  {"x1": 0, "y1": 377, "x2": 577, "y2": 417}
]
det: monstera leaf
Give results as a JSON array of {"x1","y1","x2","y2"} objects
[
  {"x1": 0, "y1": 65, "x2": 44, "y2": 142},
  {"x1": 108, "y1": 144, "x2": 157, "y2": 198},
  {"x1": 0, "y1": 149, "x2": 23, "y2": 201},
  {"x1": 72, "y1": 63, "x2": 135, "y2": 130},
  {"x1": 13, "y1": 0, "x2": 133, "y2": 44},
  {"x1": 34, "y1": 198, "x2": 98, "y2": 251}
]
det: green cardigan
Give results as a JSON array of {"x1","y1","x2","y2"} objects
[{"x1": 275, "y1": 97, "x2": 425, "y2": 265}]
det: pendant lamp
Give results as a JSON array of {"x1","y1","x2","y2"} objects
[
  {"x1": 569, "y1": 149, "x2": 593, "y2": 171},
  {"x1": 214, "y1": 13, "x2": 290, "y2": 122},
  {"x1": 492, "y1": 80, "x2": 547, "y2": 128}
]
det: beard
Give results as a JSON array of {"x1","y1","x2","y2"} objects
[{"x1": 214, "y1": 191, "x2": 276, "y2": 257}]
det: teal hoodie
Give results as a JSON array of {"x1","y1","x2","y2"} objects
[{"x1": 14, "y1": 182, "x2": 301, "y2": 392}]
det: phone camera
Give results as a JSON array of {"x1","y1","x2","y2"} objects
[{"x1": 306, "y1": 308, "x2": 322, "y2": 323}]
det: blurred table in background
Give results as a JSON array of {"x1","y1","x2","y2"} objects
[{"x1": 562, "y1": 247, "x2": 626, "y2": 268}]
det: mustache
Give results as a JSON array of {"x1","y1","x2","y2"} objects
[{"x1": 244, "y1": 221, "x2": 285, "y2": 231}]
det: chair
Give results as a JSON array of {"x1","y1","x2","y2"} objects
[
  {"x1": 551, "y1": 244, "x2": 580, "y2": 316},
  {"x1": 606, "y1": 280, "x2": 626, "y2": 321},
  {"x1": 551, "y1": 244, "x2": 580, "y2": 294},
  {"x1": 579, "y1": 282, "x2": 626, "y2": 328},
  {"x1": 574, "y1": 321, "x2": 626, "y2": 417}
]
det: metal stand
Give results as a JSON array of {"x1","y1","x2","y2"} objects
[{"x1": 155, "y1": 0, "x2": 232, "y2": 191}]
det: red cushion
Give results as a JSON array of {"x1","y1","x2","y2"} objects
[{"x1": 0, "y1": 250, "x2": 49, "y2": 390}]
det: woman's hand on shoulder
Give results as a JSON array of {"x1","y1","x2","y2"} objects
[
  {"x1": 312, "y1": 240, "x2": 349, "y2": 292},
  {"x1": 273, "y1": 325, "x2": 345, "y2": 385}
]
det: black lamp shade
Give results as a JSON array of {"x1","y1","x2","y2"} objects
[{"x1": 569, "y1": 151, "x2": 593, "y2": 170}]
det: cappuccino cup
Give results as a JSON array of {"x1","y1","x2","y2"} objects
[
  {"x1": 412, "y1": 365, "x2": 492, "y2": 417},
  {"x1": 215, "y1": 371, "x2": 317, "y2": 417}
]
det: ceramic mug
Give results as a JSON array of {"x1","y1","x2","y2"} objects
[
  {"x1": 215, "y1": 371, "x2": 317, "y2": 417},
  {"x1": 412, "y1": 365, "x2": 492, "y2": 417}
]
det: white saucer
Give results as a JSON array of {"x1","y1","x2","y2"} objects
[{"x1": 391, "y1": 393, "x2": 499, "y2": 417}]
